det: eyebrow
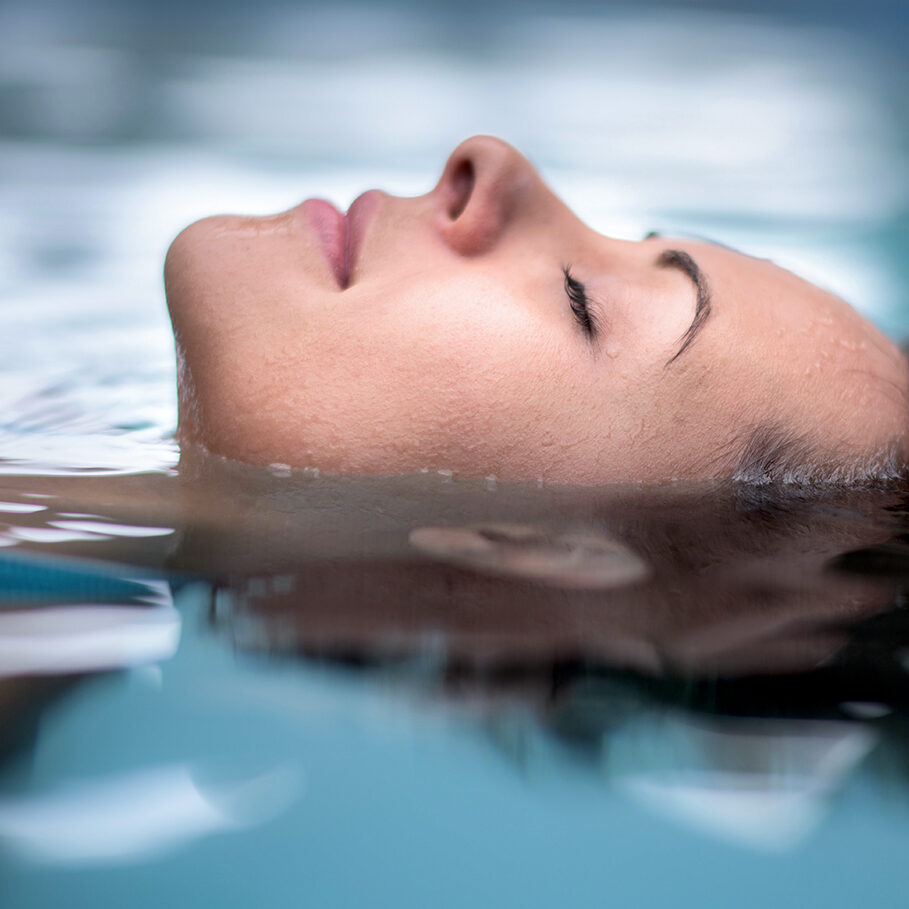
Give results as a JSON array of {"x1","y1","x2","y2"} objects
[{"x1": 656, "y1": 248, "x2": 713, "y2": 366}]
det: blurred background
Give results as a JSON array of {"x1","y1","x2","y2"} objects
[{"x1": 1, "y1": 0, "x2": 908, "y2": 473}]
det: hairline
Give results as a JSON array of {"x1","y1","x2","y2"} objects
[{"x1": 731, "y1": 421, "x2": 908, "y2": 487}]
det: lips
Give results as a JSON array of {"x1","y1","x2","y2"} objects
[
  {"x1": 301, "y1": 190, "x2": 379, "y2": 289},
  {"x1": 302, "y1": 199, "x2": 348, "y2": 288}
]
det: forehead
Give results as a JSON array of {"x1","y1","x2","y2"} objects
[
  {"x1": 677, "y1": 238, "x2": 907, "y2": 449},
  {"x1": 686, "y1": 238, "x2": 841, "y2": 313},
  {"x1": 679, "y1": 237, "x2": 891, "y2": 358}
]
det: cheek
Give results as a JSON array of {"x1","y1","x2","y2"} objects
[
  {"x1": 174, "y1": 264, "x2": 632, "y2": 480},
  {"x1": 291, "y1": 286, "x2": 572, "y2": 471}
]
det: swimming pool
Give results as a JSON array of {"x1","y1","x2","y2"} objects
[{"x1": 2, "y1": 1, "x2": 909, "y2": 905}]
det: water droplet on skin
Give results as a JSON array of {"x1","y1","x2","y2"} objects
[
  {"x1": 437, "y1": 469, "x2": 453, "y2": 481},
  {"x1": 302, "y1": 467, "x2": 321, "y2": 479},
  {"x1": 484, "y1": 475, "x2": 497, "y2": 491},
  {"x1": 269, "y1": 462, "x2": 292, "y2": 477}
]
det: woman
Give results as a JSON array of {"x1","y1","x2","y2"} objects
[{"x1": 164, "y1": 136, "x2": 909, "y2": 485}]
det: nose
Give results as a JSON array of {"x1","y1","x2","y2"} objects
[{"x1": 434, "y1": 136, "x2": 539, "y2": 256}]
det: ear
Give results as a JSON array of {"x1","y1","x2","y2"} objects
[{"x1": 409, "y1": 522, "x2": 650, "y2": 589}]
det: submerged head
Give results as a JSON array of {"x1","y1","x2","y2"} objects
[{"x1": 164, "y1": 136, "x2": 909, "y2": 484}]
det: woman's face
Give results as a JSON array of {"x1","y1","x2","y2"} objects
[{"x1": 164, "y1": 136, "x2": 908, "y2": 483}]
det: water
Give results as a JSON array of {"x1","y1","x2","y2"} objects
[
  {"x1": 2, "y1": 0, "x2": 909, "y2": 905},
  {"x1": 5, "y1": 465, "x2": 909, "y2": 906}
]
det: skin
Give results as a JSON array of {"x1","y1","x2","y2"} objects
[{"x1": 163, "y1": 136, "x2": 909, "y2": 483}]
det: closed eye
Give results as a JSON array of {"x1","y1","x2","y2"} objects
[{"x1": 562, "y1": 265, "x2": 598, "y2": 340}]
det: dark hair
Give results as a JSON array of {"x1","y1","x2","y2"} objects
[{"x1": 733, "y1": 422, "x2": 908, "y2": 486}]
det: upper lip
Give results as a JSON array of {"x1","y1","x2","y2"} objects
[{"x1": 344, "y1": 190, "x2": 378, "y2": 288}]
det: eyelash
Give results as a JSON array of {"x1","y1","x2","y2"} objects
[{"x1": 562, "y1": 265, "x2": 597, "y2": 339}]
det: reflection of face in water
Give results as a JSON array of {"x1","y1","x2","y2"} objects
[
  {"x1": 186, "y1": 476, "x2": 908, "y2": 851},
  {"x1": 191, "y1": 474, "x2": 902, "y2": 679},
  {"x1": 164, "y1": 136, "x2": 909, "y2": 484},
  {"x1": 194, "y1": 480, "x2": 909, "y2": 854},
  {"x1": 0, "y1": 462, "x2": 900, "y2": 680},
  {"x1": 4, "y1": 468, "x2": 909, "y2": 857}
]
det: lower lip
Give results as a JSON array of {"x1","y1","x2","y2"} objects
[
  {"x1": 300, "y1": 191, "x2": 379, "y2": 290},
  {"x1": 301, "y1": 198, "x2": 349, "y2": 288}
]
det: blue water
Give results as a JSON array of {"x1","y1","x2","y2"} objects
[
  {"x1": 3, "y1": 570, "x2": 909, "y2": 909},
  {"x1": 2, "y1": 1, "x2": 909, "y2": 905}
]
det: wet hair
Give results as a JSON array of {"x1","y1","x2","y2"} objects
[
  {"x1": 731, "y1": 342, "x2": 909, "y2": 486},
  {"x1": 733, "y1": 422, "x2": 908, "y2": 486}
]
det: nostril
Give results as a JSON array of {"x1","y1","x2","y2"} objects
[{"x1": 447, "y1": 159, "x2": 474, "y2": 220}]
